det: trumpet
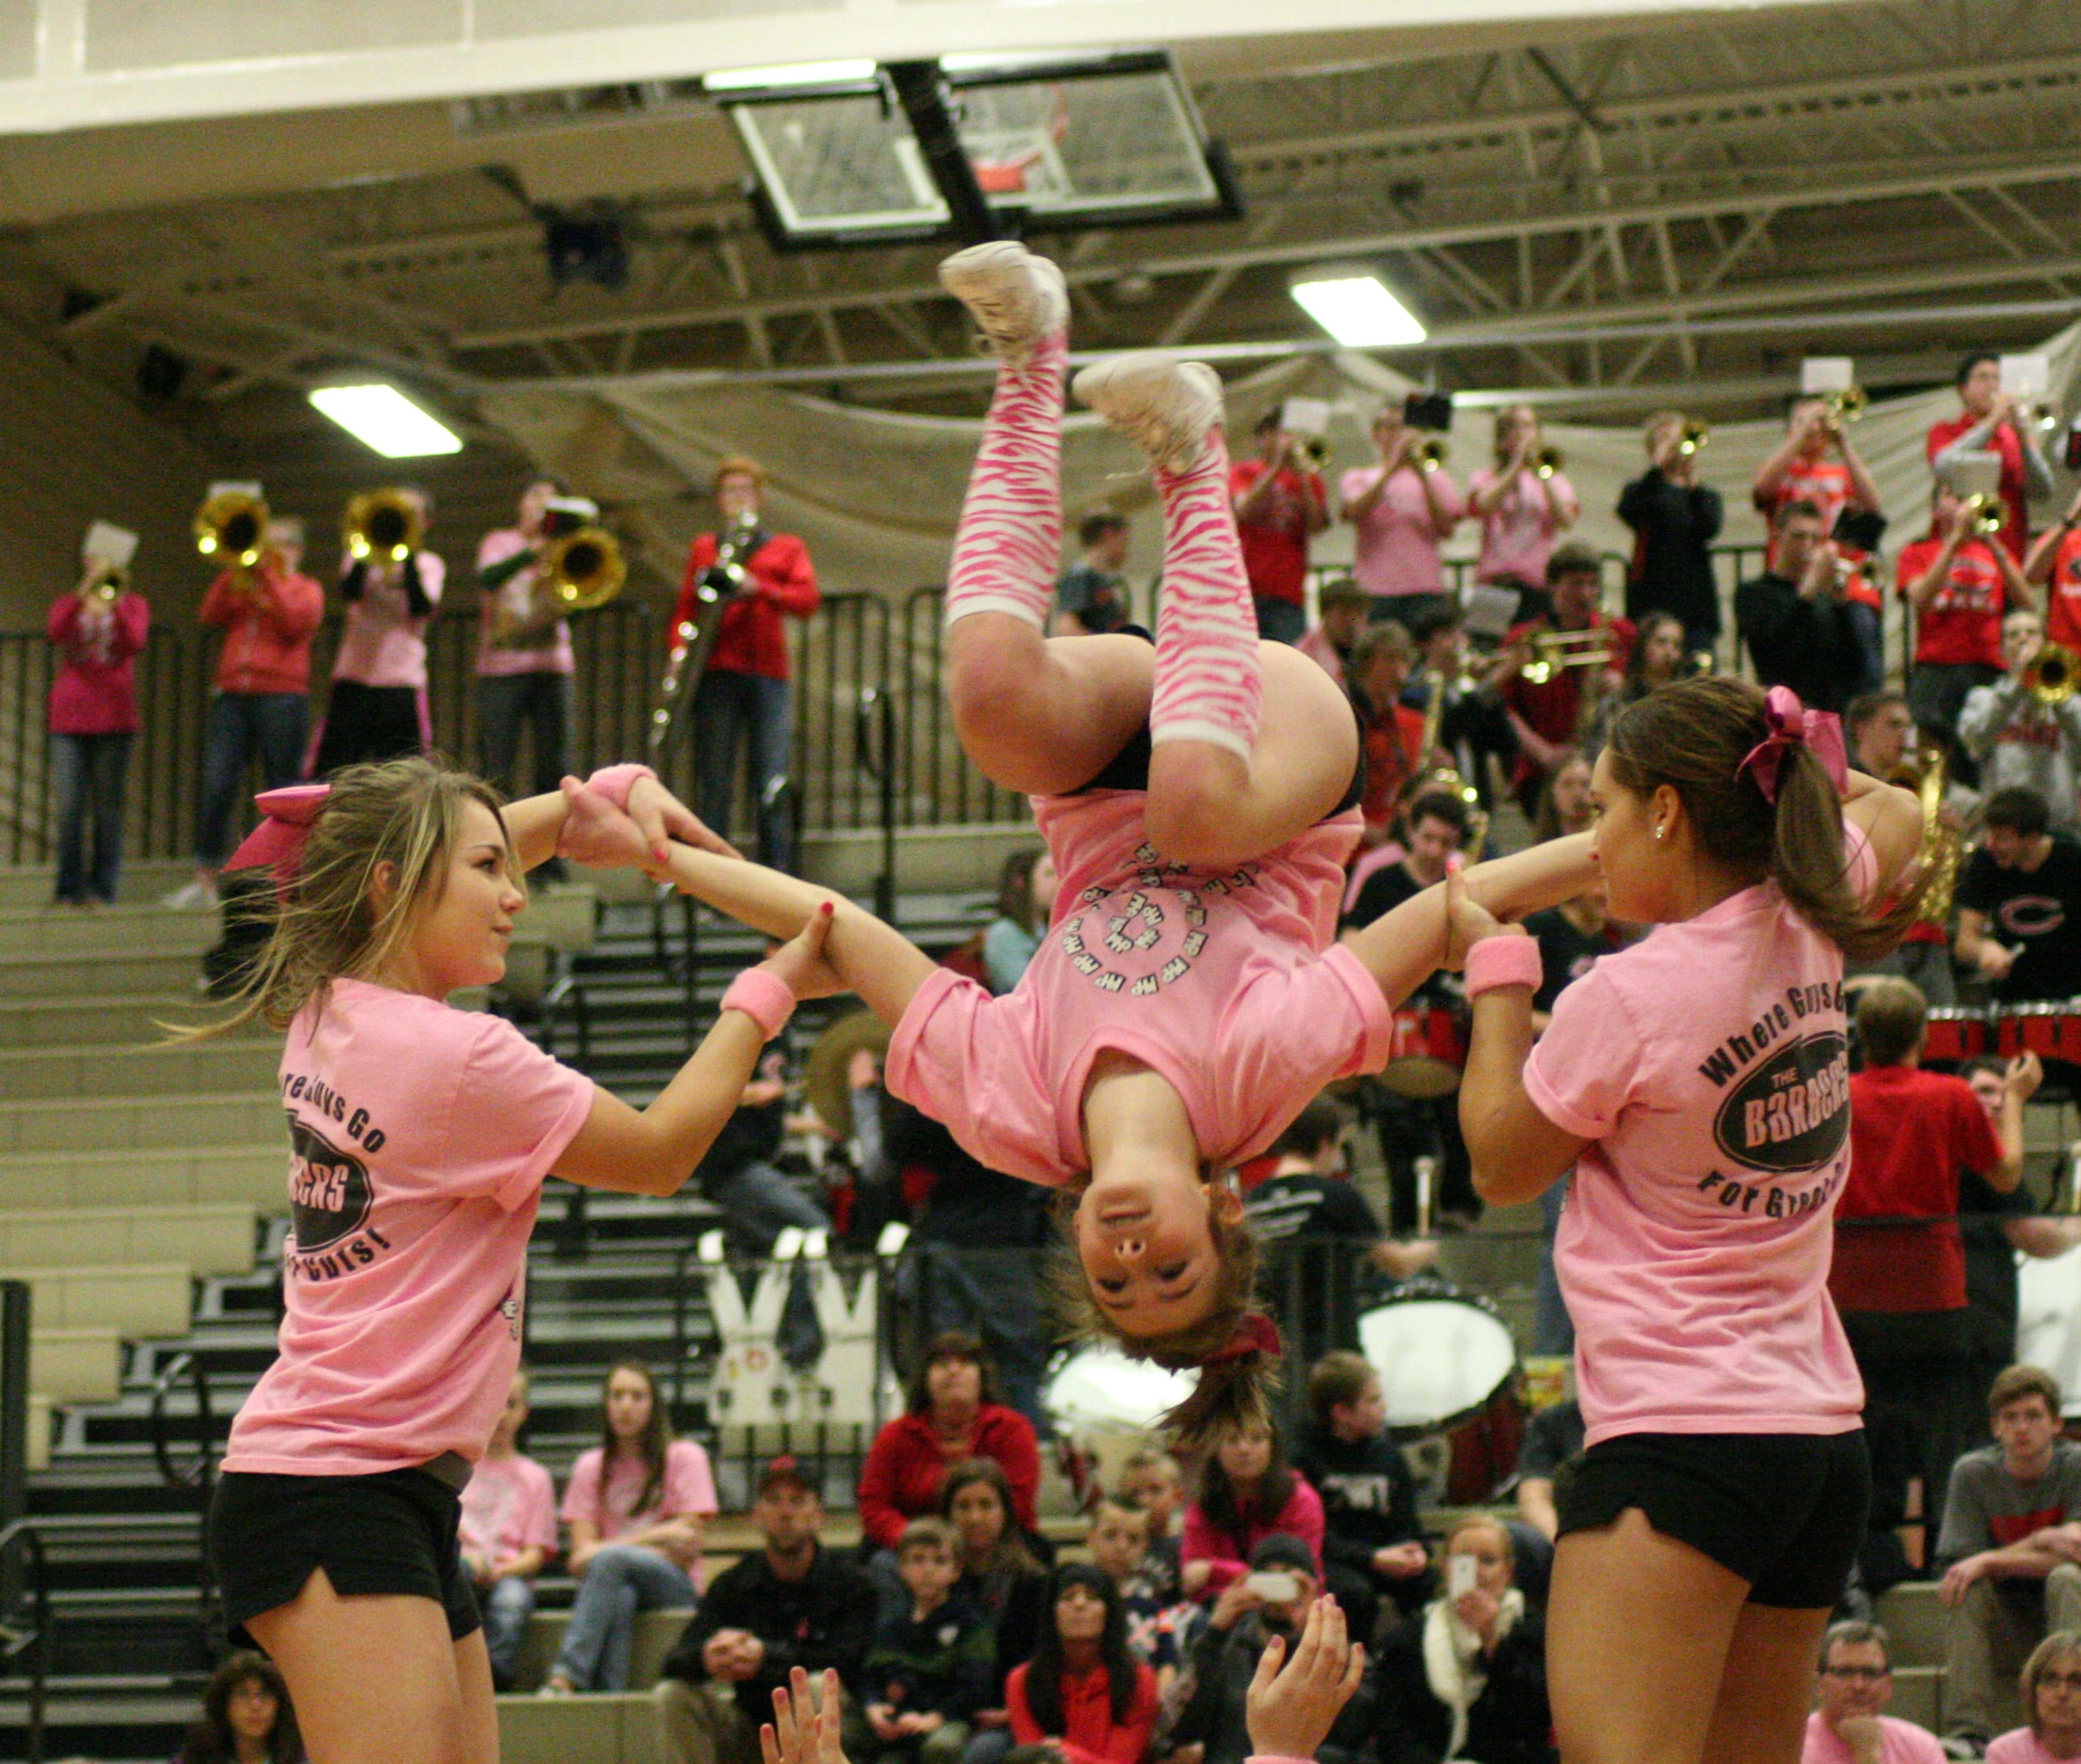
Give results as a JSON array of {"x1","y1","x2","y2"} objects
[
  {"x1": 2026, "y1": 641, "x2": 2081, "y2": 707},
  {"x1": 1518, "y1": 627, "x2": 1612, "y2": 685},
  {"x1": 194, "y1": 490, "x2": 270, "y2": 570},
  {"x1": 1533, "y1": 445, "x2": 1564, "y2": 479},
  {"x1": 541, "y1": 525, "x2": 626, "y2": 612},
  {"x1": 87, "y1": 564, "x2": 128, "y2": 604},
  {"x1": 1963, "y1": 492, "x2": 2007, "y2": 538},
  {"x1": 1294, "y1": 433, "x2": 1330, "y2": 469},
  {"x1": 1676, "y1": 419, "x2": 1710, "y2": 457},
  {"x1": 1821, "y1": 386, "x2": 1867, "y2": 432},
  {"x1": 343, "y1": 488, "x2": 424, "y2": 566},
  {"x1": 1412, "y1": 436, "x2": 1450, "y2": 472}
]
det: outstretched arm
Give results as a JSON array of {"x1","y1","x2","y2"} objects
[
  {"x1": 658, "y1": 841, "x2": 940, "y2": 1031},
  {"x1": 1342, "y1": 832, "x2": 1596, "y2": 1009}
]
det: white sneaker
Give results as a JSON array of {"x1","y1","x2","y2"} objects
[
  {"x1": 1072, "y1": 352, "x2": 1225, "y2": 474},
  {"x1": 938, "y1": 242, "x2": 1068, "y2": 367},
  {"x1": 160, "y1": 878, "x2": 217, "y2": 912}
]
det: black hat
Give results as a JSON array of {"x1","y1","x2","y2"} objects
[
  {"x1": 758, "y1": 1455, "x2": 817, "y2": 1499},
  {"x1": 1249, "y1": 1533, "x2": 1315, "y2": 1576}
]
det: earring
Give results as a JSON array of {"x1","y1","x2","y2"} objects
[{"x1": 1654, "y1": 825, "x2": 1667, "y2": 840}]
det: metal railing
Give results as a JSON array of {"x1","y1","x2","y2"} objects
[
  {"x1": 0, "y1": 1520, "x2": 50, "y2": 1764},
  {"x1": 0, "y1": 587, "x2": 1026, "y2": 869},
  {"x1": 148, "y1": 1351, "x2": 223, "y2": 1661},
  {"x1": 0, "y1": 546, "x2": 1811, "y2": 872}
]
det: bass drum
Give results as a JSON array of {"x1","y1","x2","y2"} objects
[
  {"x1": 1043, "y1": 1343, "x2": 1199, "y2": 1503},
  {"x1": 2018, "y1": 1242, "x2": 2081, "y2": 1418},
  {"x1": 1358, "y1": 1284, "x2": 1526, "y2": 1505}
]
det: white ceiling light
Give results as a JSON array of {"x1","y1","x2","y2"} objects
[
  {"x1": 1289, "y1": 272, "x2": 1426, "y2": 347},
  {"x1": 308, "y1": 385, "x2": 464, "y2": 458},
  {"x1": 702, "y1": 60, "x2": 878, "y2": 94}
]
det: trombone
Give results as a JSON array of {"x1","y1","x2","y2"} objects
[
  {"x1": 1518, "y1": 628, "x2": 1612, "y2": 685},
  {"x1": 343, "y1": 489, "x2": 425, "y2": 566},
  {"x1": 2025, "y1": 642, "x2": 2081, "y2": 707},
  {"x1": 194, "y1": 490, "x2": 270, "y2": 570}
]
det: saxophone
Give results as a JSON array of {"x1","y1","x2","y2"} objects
[
  {"x1": 1901, "y1": 742, "x2": 1960, "y2": 925},
  {"x1": 648, "y1": 510, "x2": 762, "y2": 759}
]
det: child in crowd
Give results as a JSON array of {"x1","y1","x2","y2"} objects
[
  {"x1": 864, "y1": 1519, "x2": 997, "y2": 1764},
  {"x1": 457, "y1": 1367, "x2": 558, "y2": 1690},
  {"x1": 1119, "y1": 1449, "x2": 1186, "y2": 1604},
  {"x1": 545, "y1": 1360, "x2": 719, "y2": 1694},
  {"x1": 1293, "y1": 1351, "x2": 1432, "y2": 1644},
  {"x1": 1182, "y1": 1421, "x2": 1323, "y2": 1600},
  {"x1": 1086, "y1": 1498, "x2": 1183, "y2": 1690}
]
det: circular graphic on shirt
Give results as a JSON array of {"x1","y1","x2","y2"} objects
[
  {"x1": 1998, "y1": 895, "x2": 2066, "y2": 939},
  {"x1": 288, "y1": 1120, "x2": 373, "y2": 1252},
  {"x1": 1711, "y1": 1031, "x2": 1850, "y2": 1175},
  {"x1": 1057, "y1": 840, "x2": 1242, "y2": 997}
]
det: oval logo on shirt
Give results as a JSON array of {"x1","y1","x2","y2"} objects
[
  {"x1": 288, "y1": 1120, "x2": 372, "y2": 1251},
  {"x1": 1998, "y1": 894, "x2": 2066, "y2": 938},
  {"x1": 1711, "y1": 1031, "x2": 1851, "y2": 1174}
]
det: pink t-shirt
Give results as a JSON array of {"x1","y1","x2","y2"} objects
[
  {"x1": 223, "y1": 980, "x2": 595, "y2": 1476},
  {"x1": 1340, "y1": 465, "x2": 1463, "y2": 600},
  {"x1": 889, "y1": 793, "x2": 1393, "y2": 1185},
  {"x1": 1801, "y1": 1713, "x2": 1947, "y2": 1764},
  {"x1": 331, "y1": 550, "x2": 446, "y2": 689},
  {"x1": 562, "y1": 1439, "x2": 720, "y2": 1553},
  {"x1": 475, "y1": 527, "x2": 575, "y2": 678},
  {"x1": 1523, "y1": 831, "x2": 1880, "y2": 1447},
  {"x1": 1987, "y1": 1732, "x2": 2079, "y2": 1764},
  {"x1": 1467, "y1": 465, "x2": 1576, "y2": 589},
  {"x1": 460, "y1": 1452, "x2": 559, "y2": 1565}
]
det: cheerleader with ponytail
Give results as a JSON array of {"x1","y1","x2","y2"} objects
[
  {"x1": 594, "y1": 241, "x2": 1603, "y2": 1446},
  {"x1": 1444, "y1": 677, "x2": 1926, "y2": 1764},
  {"x1": 189, "y1": 757, "x2": 832, "y2": 1764}
]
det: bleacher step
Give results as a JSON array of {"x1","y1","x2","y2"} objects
[
  {"x1": 0, "y1": 1089, "x2": 282, "y2": 1156},
  {"x1": 0, "y1": 1141, "x2": 285, "y2": 1209},
  {"x1": 0, "y1": 1037, "x2": 278, "y2": 1102}
]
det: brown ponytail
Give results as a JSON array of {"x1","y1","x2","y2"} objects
[{"x1": 1604, "y1": 675, "x2": 1924, "y2": 961}]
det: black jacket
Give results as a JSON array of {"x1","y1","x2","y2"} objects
[
  {"x1": 1371, "y1": 1606, "x2": 1553, "y2": 1764},
  {"x1": 1292, "y1": 1425, "x2": 1431, "y2": 1585},
  {"x1": 1733, "y1": 571, "x2": 1858, "y2": 713},
  {"x1": 1618, "y1": 470, "x2": 1723, "y2": 637},
  {"x1": 660, "y1": 1542, "x2": 876, "y2": 1715}
]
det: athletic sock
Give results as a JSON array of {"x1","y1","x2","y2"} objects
[
  {"x1": 943, "y1": 334, "x2": 1068, "y2": 631},
  {"x1": 1149, "y1": 426, "x2": 1263, "y2": 761}
]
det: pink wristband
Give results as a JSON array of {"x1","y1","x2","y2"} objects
[
  {"x1": 720, "y1": 967, "x2": 796, "y2": 1040},
  {"x1": 584, "y1": 763, "x2": 656, "y2": 810},
  {"x1": 1464, "y1": 933, "x2": 1544, "y2": 998}
]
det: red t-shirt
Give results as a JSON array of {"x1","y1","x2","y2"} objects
[
  {"x1": 1829, "y1": 1065, "x2": 2001, "y2": 1313},
  {"x1": 1897, "y1": 533, "x2": 2006, "y2": 668},
  {"x1": 1229, "y1": 459, "x2": 1321, "y2": 607},
  {"x1": 1358, "y1": 699, "x2": 1427, "y2": 832},
  {"x1": 1756, "y1": 456, "x2": 1879, "y2": 609},
  {"x1": 1926, "y1": 414, "x2": 2029, "y2": 560},
  {"x1": 1500, "y1": 613, "x2": 1637, "y2": 752},
  {"x1": 2045, "y1": 529, "x2": 2081, "y2": 651}
]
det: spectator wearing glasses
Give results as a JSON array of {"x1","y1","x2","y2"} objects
[
  {"x1": 1988, "y1": 1631, "x2": 2081, "y2": 1763},
  {"x1": 1803, "y1": 1622, "x2": 1946, "y2": 1764}
]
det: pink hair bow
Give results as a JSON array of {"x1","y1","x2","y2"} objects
[
  {"x1": 224, "y1": 784, "x2": 331, "y2": 886},
  {"x1": 1739, "y1": 686, "x2": 1849, "y2": 804}
]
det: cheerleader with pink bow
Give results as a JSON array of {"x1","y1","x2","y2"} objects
[
  {"x1": 1443, "y1": 678, "x2": 1926, "y2": 1764},
  {"x1": 192, "y1": 759, "x2": 820, "y2": 1764}
]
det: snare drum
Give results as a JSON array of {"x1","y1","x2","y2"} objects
[
  {"x1": 1921, "y1": 1006, "x2": 1990, "y2": 1068},
  {"x1": 1996, "y1": 1004, "x2": 2081, "y2": 1069},
  {"x1": 1357, "y1": 1286, "x2": 1524, "y2": 1505},
  {"x1": 1378, "y1": 1005, "x2": 1468, "y2": 1099}
]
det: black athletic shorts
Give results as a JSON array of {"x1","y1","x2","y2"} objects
[
  {"x1": 1557, "y1": 1428, "x2": 1870, "y2": 1609},
  {"x1": 210, "y1": 1464, "x2": 482, "y2": 1643}
]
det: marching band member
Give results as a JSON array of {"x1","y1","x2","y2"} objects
[
  {"x1": 671, "y1": 457, "x2": 819, "y2": 873},
  {"x1": 309, "y1": 487, "x2": 443, "y2": 778}
]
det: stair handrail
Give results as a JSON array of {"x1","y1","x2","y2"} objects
[
  {"x1": 0, "y1": 1517, "x2": 52, "y2": 1763},
  {"x1": 856, "y1": 686, "x2": 899, "y2": 923},
  {"x1": 148, "y1": 1352, "x2": 219, "y2": 1496}
]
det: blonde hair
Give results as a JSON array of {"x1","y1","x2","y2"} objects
[{"x1": 174, "y1": 756, "x2": 518, "y2": 1041}]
